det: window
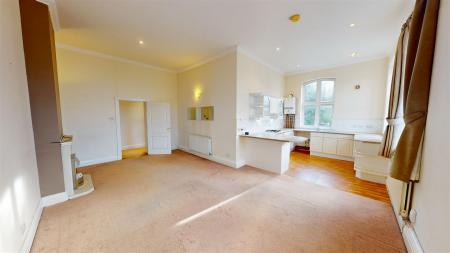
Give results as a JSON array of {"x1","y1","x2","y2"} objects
[{"x1": 301, "y1": 78, "x2": 335, "y2": 128}]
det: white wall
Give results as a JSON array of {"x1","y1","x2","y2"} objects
[
  {"x1": 119, "y1": 101, "x2": 146, "y2": 150},
  {"x1": 57, "y1": 47, "x2": 178, "y2": 166},
  {"x1": 177, "y1": 51, "x2": 238, "y2": 165},
  {"x1": 285, "y1": 58, "x2": 389, "y2": 133},
  {"x1": 410, "y1": 2, "x2": 450, "y2": 251},
  {"x1": 236, "y1": 50, "x2": 285, "y2": 163},
  {"x1": 236, "y1": 51, "x2": 285, "y2": 132},
  {"x1": 0, "y1": 0, "x2": 42, "y2": 252}
]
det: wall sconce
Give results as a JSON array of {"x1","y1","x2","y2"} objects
[{"x1": 194, "y1": 88, "x2": 202, "y2": 102}]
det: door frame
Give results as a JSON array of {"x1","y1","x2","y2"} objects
[{"x1": 114, "y1": 96, "x2": 149, "y2": 160}]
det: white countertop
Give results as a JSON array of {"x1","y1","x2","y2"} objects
[
  {"x1": 293, "y1": 128, "x2": 356, "y2": 135},
  {"x1": 240, "y1": 133, "x2": 291, "y2": 142},
  {"x1": 240, "y1": 128, "x2": 382, "y2": 143},
  {"x1": 354, "y1": 133, "x2": 383, "y2": 143},
  {"x1": 240, "y1": 133, "x2": 308, "y2": 143}
]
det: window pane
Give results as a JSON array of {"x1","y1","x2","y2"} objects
[
  {"x1": 320, "y1": 80, "x2": 335, "y2": 102},
  {"x1": 303, "y1": 82, "x2": 317, "y2": 102},
  {"x1": 303, "y1": 105, "x2": 316, "y2": 126},
  {"x1": 319, "y1": 105, "x2": 333, "y2": 127}
]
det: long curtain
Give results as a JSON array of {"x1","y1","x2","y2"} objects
[
  {"x1": 390, "y1": 0, "x2": 440, "y2": 182},
  {"x1": 379, "y1": 17, "x2": 411, "y2": 158}
]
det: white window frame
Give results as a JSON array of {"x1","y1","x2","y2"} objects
[{"x1": 300, "y1": 78, "x2": 335, "y2": 128}]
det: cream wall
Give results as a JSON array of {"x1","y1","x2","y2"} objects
[
  {"x1": 57, "y1": 47, "x2": 178, "y2": 166},
  {"x1": 285, "y1": 58, "x2": 389, "y2": 133},
  {"x1": 177, "y1": 51, "x2": 238, "y2": 165},
  {"x1": 119, "y1": 101, "x2": 146, "y2": 150},
  {"x1": 410, "y1": 1, "x2": 450, "y2": 251},
  {"x1": 0, "y1": 0, "x2": 42, "y2": 252},
  {"x1": 236, "y1": 51, "x2": 285, "y2": 162},
  {"x1": 236, "y1": 51, "x2": 285, "y2": 130}
]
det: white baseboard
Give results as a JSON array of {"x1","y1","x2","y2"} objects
[
  {"x1": 78, "y1": 156, "x2": 118, "y2": 167},
  {"x1": 41, "y1": 192, "x2": 68, "y2": 207},
  {"x1": 402, "y1": 223, "x2": 424, "y2": 253},
  {"x1": 20, "y1": 202, "x2": 43, "y2": 253},
  {"x1": 310, "y1": 151, "x2": 354, "y2": 161},
  {"x1": 20, "y1": 192, "x2": 70, "y2": 253},
  {"x1": 122, "y1": 144, "x2": 146, "y2": 150},
  {"x1": 235, "y1": 159, "x2": 246, "y2": 168},
  {"x1": 178, "y1": 146, "x2": 240, "y2": 168}
]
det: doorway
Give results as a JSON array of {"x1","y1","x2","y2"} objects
[
  {"x1": 115, "y1": 98, "x2": 172, "y2": 160},
  {"x1": 118, "y1": 99, "x2": 148, "y2": 159}
]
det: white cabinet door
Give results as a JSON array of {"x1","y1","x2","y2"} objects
[
  {"x1": 337, "y1": 139, "x2": 354, "y2": 157},
  {"x1": 322, "y1": 137, "x2": 338, "y2": 154},
  {"x1": 310, "y1": 136, "x2": 323, "y2": 152}
]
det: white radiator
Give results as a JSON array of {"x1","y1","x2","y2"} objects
[{"x1": 188, "y1": 134, "x2": 212, "y2": 155}]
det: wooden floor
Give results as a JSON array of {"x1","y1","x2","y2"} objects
[
  {"x1": 286, "y1": 152, "x2": 390, "y2": 203},
  {"x1": 122, "y1": 147, "x2": 147, "y2": 159}
]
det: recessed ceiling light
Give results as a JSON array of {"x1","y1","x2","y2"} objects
[
  {"x1": 351, "y1": 52, "x2": 359, "y2": 57},
  {"x1": 276, "y1": 47, "x2": 281, "y2": 51},
  {"x1": 349, "y1": 23, "x2": 355, "y2": 27},
  {"x1": 289, "y1": 14, "x2": 301, "y2": 23},
  {"x1": 139, "y1": 40, "x2": 144, "y2": 45}
]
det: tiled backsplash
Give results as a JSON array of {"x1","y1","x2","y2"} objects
[
  {"x1": 238, "y1": 117, "x2": 284, "y2": 134},
  {"x1": 294, "y1": 118, "x2": 384, "y2": 134}
]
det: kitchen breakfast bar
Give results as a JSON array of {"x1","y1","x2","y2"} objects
[{"x1": 239, "y1": 132, "x2": 307, "y2": 174}]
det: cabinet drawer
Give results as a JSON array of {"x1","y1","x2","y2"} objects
[{"x1": 322, "y1": 137, "x2": 337, "y2": 154}]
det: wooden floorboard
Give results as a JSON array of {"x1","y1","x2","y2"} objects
[
  {"x1": 287, "y1": 151, "x2": 390, "y2": 203},
  {"x1": 122, "y1": 147, "x2": 147, "y2": 159}
]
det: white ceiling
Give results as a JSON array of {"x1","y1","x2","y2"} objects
[{"x1": 53, "y1": 0, "x2": 413, "y2": 74}]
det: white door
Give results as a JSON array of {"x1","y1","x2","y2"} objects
[{"x1": 148, "y1": 102, "x2": 171, "y2": 154}]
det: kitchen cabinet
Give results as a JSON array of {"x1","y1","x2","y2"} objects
[
  {"x1": 353, "y1": 134, "x2": 389, "y2": 184},
  {"x1": 337, "y1": 139, "x2": 354, "y2": 157},
  {"x1": 309, "y1": 132, "x2": 354, "y2": 161},
  {"x1": 323, "y1": 138, "x2": 337, "y2": 154},
  {"x1": 249, "y1": 93, "x2": 283, "y2": 120},
  {"x1": 310, "y1": 136, "x2": 323, "y2": 152}
]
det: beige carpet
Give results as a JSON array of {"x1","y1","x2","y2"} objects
[{"x1": 32, "y1": 151, "x2": 405, "y2": 253}]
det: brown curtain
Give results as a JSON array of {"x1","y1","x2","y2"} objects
[
  {"x1": 390, "y1": 0, "x2": 440, "y2": 182},
  {"x1": 379, "y1": 17, "x2": 411, "y2": 158}
]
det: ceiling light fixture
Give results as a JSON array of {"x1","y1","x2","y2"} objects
[
  {"x1": 139, "y1": 40, "x2": 144, "y2": 45},
  {"x1": 351, "y1": 52, "x2": 359, "y2": 57},
  {"x1": 276, "y1": 47, "x2": 281, "y2": 51},
  {"x1": 349, "y1": 23, "x2": 355, "y2": 27},
  {"x1": 289, "y1": 14, "x2": 301, "y2": 23}
]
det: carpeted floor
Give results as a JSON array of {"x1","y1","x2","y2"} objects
[{"x1": 31, "y1": 150, "x2": 405, "y2": 253}]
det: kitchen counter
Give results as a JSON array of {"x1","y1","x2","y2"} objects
[
  {"x1": 293, "y1": 128, "x2": 383, "y2": 136},
  {"x1": 354, "y1": 133, "x2": 383, "y2": 143},
  {"x1": 293, "y1": 128, "x2": 356, "y2": 135},
  {"x1": 239, "y1": 134, "x2": 292, "y2": 174},
  {"x1": 239, "y1": 133, "x2": 291, "y2": 142}
]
